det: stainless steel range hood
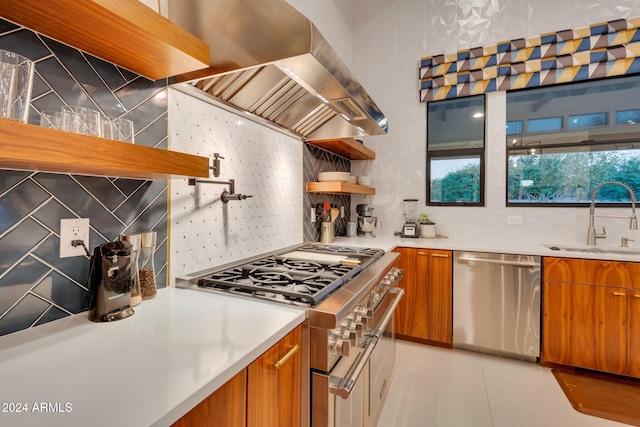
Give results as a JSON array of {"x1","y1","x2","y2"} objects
[{"x1": 167, "y1": 0, "x2": 387, "y2": 141}]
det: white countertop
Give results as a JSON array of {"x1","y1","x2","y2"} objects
[
  {"x1": 335, "y1": 233, "x2": 640, "y2": 262},
  {"x1": 0, "y1": 287, "x2": 306, "y2": 427},
  {"x1": 1, "y1": 237, "x2": 636, "y2": 426}
]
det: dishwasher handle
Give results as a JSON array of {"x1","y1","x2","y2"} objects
[{"x1": 457, "y1": 256, "x2": 539, "y2": 268}]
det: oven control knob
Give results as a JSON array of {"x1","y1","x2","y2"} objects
[
  {"x1": 345, "y1": 313, "x2": 363, "y2": 325},
  {"x1": 329, "y1": 336, "x2": 350, "y2": 357},
  {"x1": 344, "y1": 330, "x2": 358, "y2": 346},
  {"x1": 353, "y1": 322, "x2": 364, "y2": 337},
  {"x1": 342, "y1": 320, "x2": 363, "y2": 338},
  {"x1": 357, "y1": 306, "x2": 374, "y2": 319},
  {"x1": 372, "y1": 287, "x2": 380, "y2": 303},
  {"x1": 359, "y1": 317, "x2": 369, "y2": 331},
  {"x1": 365, "y1": 293, "x2": 374, "y2": 308},
  {"x1": 339, "y1": 339, "x2": 350, "y2": 357}
]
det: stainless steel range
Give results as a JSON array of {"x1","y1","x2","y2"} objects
[
  {"x1": 195, "y1": 244, "x2": 384, "y2": 305},
  {"x1": 176, "y1": 243, "x2": 403, "y2": 427}
]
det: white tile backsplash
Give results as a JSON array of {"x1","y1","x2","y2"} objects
[
  {"x1": 344, "y1": 0, "x2": 640, "y2": 247},
  {"x1": 168, "y1": 88, "x2": 303, "y2": 283}
]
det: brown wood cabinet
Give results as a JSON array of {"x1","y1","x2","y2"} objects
[
  {"x1": 393, "y1": 247, "x2": 452, "y2": 346},
  {"x1": 306, "y1": 181, "x2": 376, "y2": 195},
  {"x1": 172, "y1": 325, "x2": 302, "y2": 427},
  {"x1": 305, "y1": 138, "x2": 376, "y2": 160},
  {"x1": 0, "y1": 0, "x2": 213, "y2": 180},
  {"x1": 542, "y1": 257, "x2": 640, "y2": 377},
  {"x1": 0, "y1": 120, "x2": 209, "y2": 180},
  {"x1": 0, "y1": 0, "x2": 209, "y2": 80},
  {"x1": 171, "y1": 370, "x2": 247, "y2": 427},
  {"x1": 628, "y1": 290, "x2": 640, "y2": 377},
  {"x1": 248, "y1": 325, "x2": 302, "y2": 427}
]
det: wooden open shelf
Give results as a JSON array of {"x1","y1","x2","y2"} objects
[
  {"x1": 0, "y1": 120, "x2": 209, "y2": 180},
  {"x1": 306, "y1": 181, "x2": 376, "y2": 195},
  {"x1": 306, "y1": 138, "x2": 376, "y2": 160},
  {"x1": 0, "y1": 0, "x2": 210, "y2": 80}
]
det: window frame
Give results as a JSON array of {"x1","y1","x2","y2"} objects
[
  {"x1": 504, "y1": 75, "x2": 640, "y2": 208},
  {"x1": 426, "y1": 94, "x2": 486, "y2": 207}
]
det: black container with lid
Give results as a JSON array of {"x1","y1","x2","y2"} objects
[{"x1": 87, "y1": 240, "x2": 135, "y2": 322}]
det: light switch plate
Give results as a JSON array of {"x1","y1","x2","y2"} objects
[
  {"x1": 60, "y1": 218, "x2": 90, "y2": 258},
  {"x1": 507, "y1": 215, "x2": 523, "y2": 225}
]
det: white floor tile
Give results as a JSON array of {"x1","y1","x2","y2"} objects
[{"x1": 377, "y1": 341, "x2": 628, "y2": 427}]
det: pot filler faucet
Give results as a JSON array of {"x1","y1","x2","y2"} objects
[
  {"x1": 188, "y1": 153, "x2": 253, "y2": 203},
  {"x1": 587, "y1": 181, "x2": 638, "y2": 245}
]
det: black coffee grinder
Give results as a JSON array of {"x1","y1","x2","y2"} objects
[{"x1": 87, "y1": 240, "x2": 135, "y2": 322}]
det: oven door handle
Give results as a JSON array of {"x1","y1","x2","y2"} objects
[{"x1": 329, "y1": 288, "x2": 404, "y2": 399}]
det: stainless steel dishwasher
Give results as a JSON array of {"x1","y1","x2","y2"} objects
[{"x1": 453, "y1": 251, "x2": 541, "y2": 361}]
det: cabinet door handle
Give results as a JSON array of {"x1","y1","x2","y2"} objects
[
  {"x1": 274, "y1": 344, "x2": 299, "y2": 369},
  {"x1": 417, "y1": 252, "x2": 427, "y2": 255},
  {"x1": 431, "y1": 253, "x2": 449, "y2": 258},
  {"x1": 634, "y1": 294, "x2": 640, "y2": 298},
  {"x1": 613, "y1": 292, "x2": 626, "y2": 296}
]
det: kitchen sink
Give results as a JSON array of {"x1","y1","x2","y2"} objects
[{"x1": 544, "y1": 244, "x2": 640, "y2": 256}]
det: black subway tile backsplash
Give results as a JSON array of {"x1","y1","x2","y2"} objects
[
  {"x1": 0, "y1": 180, "x2": 49, "y2": 235},
  {"x1": 0, "y1": 294, "x2": 51, "y2": 336},
  {"x1": 0, "y1": 258, "x2": 50, "y2": 316},
  {"x1": 0, "y1": 18, "x2": 168, "y2": 336}
]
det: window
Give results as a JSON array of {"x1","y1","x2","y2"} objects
[
  {"x1": 427, "y1": 95, "x2": 485, "y2": 205},
  {"x1": 616, "y1": 109, "x2": 640, "y2": 126},
  {"x1": 506, "y1": 75, "x2": 640, "y2": 206},
  {"x1": 569, "y1": 113, "x2": 607, "y2": 129},
  {"x1": 527, "y1": 117, "x2": 562, "y2": 133},
  {"x1": 506, "y1": 120, "x2": 523, "y2": 135}
]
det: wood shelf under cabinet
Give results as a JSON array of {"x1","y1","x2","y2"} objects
[
  {"x1": 306, "y1": 138, "x2": 376, "y2": 160},
  {"x1": 0, "y1": 120, "x2": 209, "y2": 180},
  {"x1": 306, "y1": 181, "x2": 375, "y2": 195},
  {"x1": 0, "y1": 0, "x2": 210, "y2": 80}
]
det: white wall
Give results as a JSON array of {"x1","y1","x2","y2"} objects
[
  {"x1": 168, "y1": 89, "x2": 303, "y2": 283},
  {"x1": 285, "y1": 0, "x2": 354, "y2": 69},
  {"x1": 344, "y1": 0, "x2": 640, "y2": 246},
  {"x1": 171, "y1": 0, "x2": 640, "y2": 258}
]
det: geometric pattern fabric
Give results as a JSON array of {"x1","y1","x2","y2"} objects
[{"x1": 420, "y1": 17, "x2": 640, "y2": 102}]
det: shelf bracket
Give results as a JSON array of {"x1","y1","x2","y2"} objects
[{"x1": 211, "y1": 153, "x2": 224, "y2": 177}]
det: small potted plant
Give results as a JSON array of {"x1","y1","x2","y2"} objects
[{"x1": 417, "y1": 211, "x2": 436, "y2": 238}]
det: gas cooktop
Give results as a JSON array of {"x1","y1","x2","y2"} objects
[
  {"x1": 297, "y1": 244, "x2": 384, "y2": 259},
  {"x1": 196, "y1": 244, "x2": 384, "y2": 306}
]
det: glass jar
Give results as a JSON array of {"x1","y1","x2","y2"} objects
[
  {"x1": 139, "y1": 231, "x2": 157, "y2": 300},
  {"x1": 119, "y1": 233, "x2": 142, "y2": 306}
]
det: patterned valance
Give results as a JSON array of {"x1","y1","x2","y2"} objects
[{"x1": 419, "y1": 17, "x2": 640, "y2": 102}]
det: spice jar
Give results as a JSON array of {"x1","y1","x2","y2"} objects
[
  {"x1": 119, "y1": 233, "x2": 142, "y2": 306},
  {"x1": 139, "y1": 231, "x2": 157, "y2": 300}
]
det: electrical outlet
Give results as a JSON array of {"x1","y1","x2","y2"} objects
[
  {"x1": 507, "y1": 215, "x2": 523, "y2": 225},
  {"x1": 310, "y1": 207, "x2": 316, "y2": 223},
  {"x1": 60, "y1": 218, "x2": 90, "y2": 258}
]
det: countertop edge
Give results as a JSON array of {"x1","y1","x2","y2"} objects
[{"x1": 333, "y1": 234, "x2": 640, "y2": 262}]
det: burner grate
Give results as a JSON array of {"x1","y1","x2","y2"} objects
[
  {"x1": 195, "y1": 244, "x2": 383, "y2": 305},
  {"x1": 298, "y1": 244, "x2": 384, "y2": 259}
]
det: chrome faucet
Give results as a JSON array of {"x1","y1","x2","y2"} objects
[{"x1": 587, "y1": 181, "x2": 638, "y2": 245}]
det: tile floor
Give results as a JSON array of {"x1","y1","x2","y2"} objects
[{"x1": 377, "y1": 340, "x2": 627, "y2": 427}]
